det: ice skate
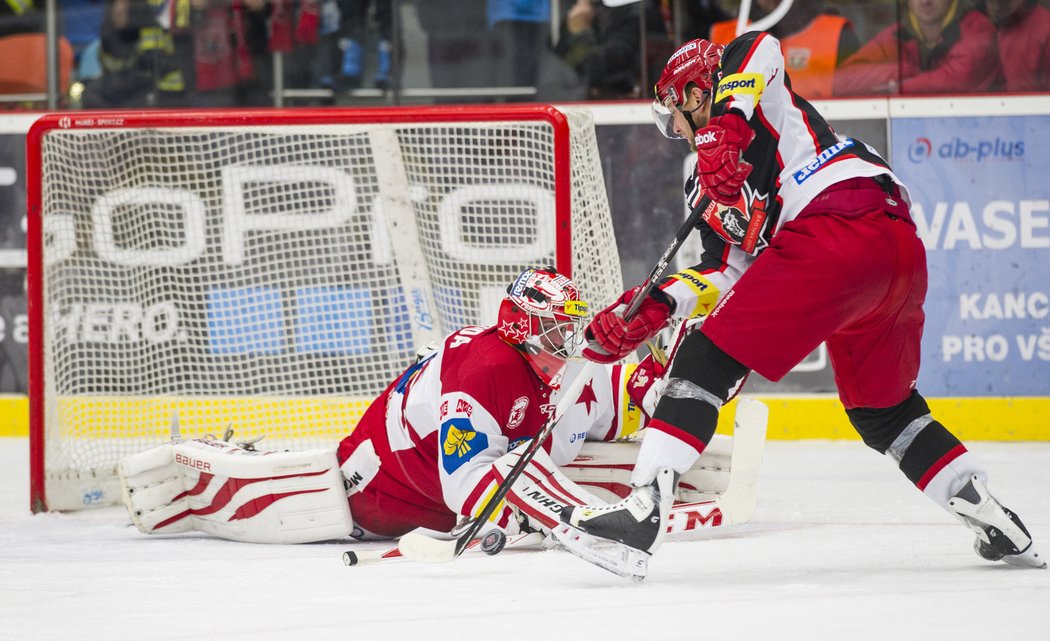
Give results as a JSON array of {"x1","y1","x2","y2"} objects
[
  {"x1": 553, "y1": 467, "x2": 675, "y2": 580},
  {"x1": 948, "y1": 475, "x2": 1045, "y2": 569}
]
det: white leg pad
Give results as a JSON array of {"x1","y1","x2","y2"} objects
[
  {"x1": 493, "y1": 444, "x2": 608, "y2": 533},
  {"x1": 563, "y1": 435, "x2": 733, "y2": 504},
  {"x1": 120, "y1": 439, "x2": 353, "y2": 544}
]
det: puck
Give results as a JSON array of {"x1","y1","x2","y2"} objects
[
  {"x1": 342, "y1": 551, "x2": 359, "y2": 566},
  {"x1": 480, "y1": 529, "x2": 507, "y2": 556}
]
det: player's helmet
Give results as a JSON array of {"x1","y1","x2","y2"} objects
[
  {"x1": 651, "y1": 38, "x2": 723, "y2": 139},
  {"x1": 497, "y1": 267, "x2": 589, "y2": 385}
]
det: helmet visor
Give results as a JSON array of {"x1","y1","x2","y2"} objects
[{"x1": 651, "y1": 98, "x2": 682, "y2": 140}]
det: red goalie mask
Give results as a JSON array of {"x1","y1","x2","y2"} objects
[{"x1": 497, "y1": 268, "x2": 589, "y2": 385}]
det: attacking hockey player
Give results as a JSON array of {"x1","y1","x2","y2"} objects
[
  {"x1": 119, "y1": 267, "x2": 763, "y2": 553},
  {"x1": 553, "y1": 35, "x2": 1044, "y2": 577}
]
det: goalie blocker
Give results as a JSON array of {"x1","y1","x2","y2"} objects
[{"x1": 119, "y1": 422, "x2": 765, "y2": 545}]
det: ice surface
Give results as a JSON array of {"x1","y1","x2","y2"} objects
[{"x1": 2, "y1": 438, "x2": 1047, "y2": 641}]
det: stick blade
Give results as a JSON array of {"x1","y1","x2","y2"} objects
[{"x1": 397, "y1": 530, "x2": 460, "y2": 563}]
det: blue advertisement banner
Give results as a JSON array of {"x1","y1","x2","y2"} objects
[{"x1": 892, "y1": 116, "x2": 1050, "y2": 396}]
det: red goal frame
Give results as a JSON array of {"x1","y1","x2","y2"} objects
[{"x1": 25, "y1": 105, "x2": 575, "y2": 512}]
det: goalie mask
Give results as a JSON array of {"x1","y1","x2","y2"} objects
[
  {"x1": 652, "y1": 38, "x2": 723, "y2": 139},
  {"x1": 498, "y1": 268, "x2": 588, "y2": 385}
]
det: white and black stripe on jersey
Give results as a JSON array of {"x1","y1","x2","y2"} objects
[
  {"x1": 710, "y1": 30, "x2": 910, "y2": 238},
  {"x1": 661, "y1": 31, "x2": 913, "y2": 315}
]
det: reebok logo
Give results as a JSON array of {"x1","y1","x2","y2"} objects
[{"x1": 695, "y1": 131, "x2": 719, "y2": 146}]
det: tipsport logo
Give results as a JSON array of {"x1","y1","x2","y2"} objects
[{"x1": 908, "y1": 136, "x2": 1024, "y2": 163}]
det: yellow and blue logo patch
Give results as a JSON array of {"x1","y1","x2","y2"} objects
[{"x1": 441, "y1": 418, "x2": 488, "y2": 474}]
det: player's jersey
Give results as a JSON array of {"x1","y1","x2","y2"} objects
[
  {"x1": 377, "y1": 326, "x2": 642, "y2": 528},
  {"x1": 668, "y1": 31, "x2": 911, "y2": 315}
]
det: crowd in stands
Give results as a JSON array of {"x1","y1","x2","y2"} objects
[{"x1": 1, "y1": 0, "x2": 1048, "y2": 109}]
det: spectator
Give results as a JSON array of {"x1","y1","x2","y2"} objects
[
  {"x1": 414, "y1": 0, "x2": 494, "y2": 100},
  {"x1": 488, "y1": 0, "x2": 549, "y2": 98},
  {"x1": 553, "y1": 0, "x2": 645, "y2": 99},
  {"x1": 335, "y1": 0, "x2": 393, "y2": 90},
  {"x1": 979, "y1": 0, "x2": 1050, "y2": 91},
  {"x1": 647, "y1": 0, "x2": 731, "y2": 97},
  {"x1": 168, "y1": 0, "x2": 271, "y2": 107},
  {"x1": 81, "y1": 0, "x2": 186, "y2": 108},
  {"x1": 709, "y1": 0, "x2": 859, "y2": 98},
  {"x1": 834, "y1": 0, "x2": 1002, "y2": 95}
]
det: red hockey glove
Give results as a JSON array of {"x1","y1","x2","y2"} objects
[
  {"x1": 582, "y1": 288, "x2": 672, "y2": 363},
  {"x1": 626, "y1": 351, "x2": 668, "y2": 418},
  {"x1": 695, "y1": 113, "x2": 755, "y2": 206}
]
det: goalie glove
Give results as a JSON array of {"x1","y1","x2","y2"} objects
[
  {"x1": 695, "y1": 112, "x2": 755, "y2": 206},
  {"x1": 582, "y1": 287, "x2": 672, "y2": 364}
]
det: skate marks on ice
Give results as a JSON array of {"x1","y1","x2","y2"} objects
[{"x1": 2, "y1": 439, "x2": 1048, "y2": 641}]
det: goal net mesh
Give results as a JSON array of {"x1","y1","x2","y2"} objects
[{"x1": 32, "y1": 108, "x2": 622, "y2": 510}]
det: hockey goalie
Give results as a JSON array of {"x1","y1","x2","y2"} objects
[{"x1": 119, "y1": 268, "x2": 765, "y2": 558}]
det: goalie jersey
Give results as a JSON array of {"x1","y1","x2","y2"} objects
[{"x1": 337, "y1": 326, "x2": 644, "y2": 537}]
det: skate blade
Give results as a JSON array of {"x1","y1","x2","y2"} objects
[
  {"x1": 1001, "y1": 546, "x2": 1047, "y2": 569},
  {"x1": 552, "y1": 523, "x2": 650, "y2": 581}
]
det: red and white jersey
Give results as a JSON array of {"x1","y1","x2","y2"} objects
[
  {"x1": 675, "y1": 31, "x2": 910, "y2": 305},
  {"x1": 381, "y1": 326, "x2": 643, "y2": 528}
]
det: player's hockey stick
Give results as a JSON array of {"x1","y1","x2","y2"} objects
[
  {"x1": 397, "y1": 362, "x2": 598, "y2": 562},
  {"x1": 622, "y1": 194, "x2": 713, "y2": 320},
  {"x1": 398, "y1": 195, "x2": 713, "y2": 563}
]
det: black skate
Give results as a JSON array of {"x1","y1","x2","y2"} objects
[
  {"x1": 552, "y1": 467, "x2": 675, "y2": 580},
  {"x1": 948, "y1": 475, "x2": 1045, "y2": 569}
]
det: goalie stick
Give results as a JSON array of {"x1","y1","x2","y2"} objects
[{"x1": 397, "y1": 195, "x2": 713, "y2": 564}]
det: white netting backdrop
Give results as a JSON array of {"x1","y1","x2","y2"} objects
[{"x1": 33, "y1": 108, "x2": 622, "y2": 510}]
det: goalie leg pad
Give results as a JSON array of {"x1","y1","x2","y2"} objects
[
  {"x1": 120, "y1": 439, "x2": 353, "y2": 544},
  {"x1": 563, "y1": 436, "x2": 733, "y2": 504}
]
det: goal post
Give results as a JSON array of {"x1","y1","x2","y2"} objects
[{"x1": 27, "y1": 106, "x2": 623, "y2": 512}]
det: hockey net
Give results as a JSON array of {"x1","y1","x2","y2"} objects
[{"x1": 27, "y1": 106, "x2": 623, "y2": 512}]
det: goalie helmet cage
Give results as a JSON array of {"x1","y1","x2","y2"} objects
[{"x1": 26, "y1": 105, "x2": 623, "y2": 512}]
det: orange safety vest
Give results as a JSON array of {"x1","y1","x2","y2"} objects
[{"x1": 710, "y1": 15, "x2": 848, "y2": 98}]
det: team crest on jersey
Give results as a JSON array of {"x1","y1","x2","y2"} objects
[
  {"x1": 440, "y1": 418, "x2": 489, "y2": 474},
  {"x1": 507, "y1": 396, "x2": 529, "y2": 430},
  {"x1": 701, "y1": 187, "x2": 771, "y2": 254}
]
